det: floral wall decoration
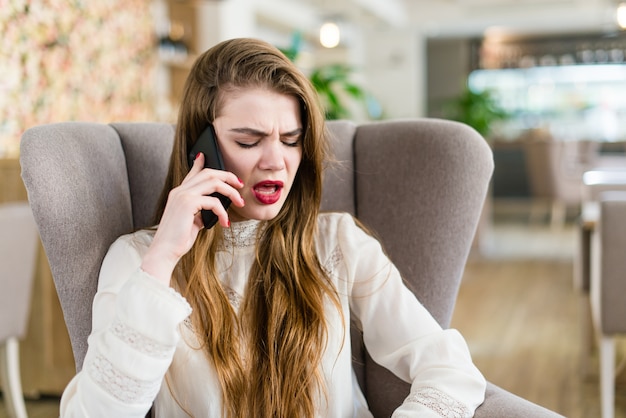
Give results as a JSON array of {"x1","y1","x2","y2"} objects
[{"x1": 0, "y1": 0, "x2": 159, "y2": 154}]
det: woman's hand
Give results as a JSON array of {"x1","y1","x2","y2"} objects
[{"x1": 140, "y1": 153, "x2": 245, "y2": 286}]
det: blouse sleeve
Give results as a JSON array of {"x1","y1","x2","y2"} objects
[
  {"x1": 335, "y1": 214, "x2": 486, "y2": 418},
  {"x1": 59, "y1": 234, "x2": 192, "y2": 418}
]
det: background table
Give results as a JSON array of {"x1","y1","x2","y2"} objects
[{"x1": 0, "y1": 157, "x2": 75, "y2": 397}]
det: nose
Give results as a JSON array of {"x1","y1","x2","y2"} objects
[{"x1": 258, "y1": 138, "x2": 286, "y2": 171}]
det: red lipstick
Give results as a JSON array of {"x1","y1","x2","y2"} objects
[{"x1": 252, "y1": 180, "x2": 284, "y2": 204}]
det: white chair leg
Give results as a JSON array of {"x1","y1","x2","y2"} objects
[
  {"x1": 529, "y1": 199, "x2": 547, "y2": 225},
  {"x1": 599, "y1": 335, "x2": 615, "y2": 418},
  {"x1": 579, "y1": 293, "x2": 594, "y2": 377},
  {"x1": 550, "y1": 200, "x2": 566, "y2": 230},
  {"x1": 0, "y1": 338, "x2": 28, "y2": 418}
]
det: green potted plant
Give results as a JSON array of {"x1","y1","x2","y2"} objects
[
  {"x1": 308, "y1": 63, "x2": 380, "y2": 120},
  {"x1": 444, "y1": 86, "x2": 509, "y2": 139},
  {"x1": 278, "y1": 33, "x2": 381, "y2": 120}
]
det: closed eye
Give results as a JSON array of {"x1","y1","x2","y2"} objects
[
  {"x1": 236, "y1": 141, "x2": 259, "y2": 149},
  {"x1": 281, "y1": 131, "x2": 302, "y2": 147},
  {"x1": 282, "y1": 137, "x2": 301, "y2": 147},
  {"x1": 230, "y1": 127, "x2": 302, "y2": 148}
]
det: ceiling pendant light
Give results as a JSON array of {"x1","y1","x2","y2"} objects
[
  {"x1": 617, "y1": 3, "x2": 626, "y2": 29},
  {"x1": 319, "y1": 21, "x2": 341, "y2": 48}
]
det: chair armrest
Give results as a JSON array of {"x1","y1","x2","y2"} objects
[
  {"x1": 593, "y1": 191, "x2": 626, "y2": 334},
  {"x1": 475, "y1": 383, "x2": 564, "y2": 418},
  {"x1": 353, "y1": 119, "x2": 493, "y2": 326}
]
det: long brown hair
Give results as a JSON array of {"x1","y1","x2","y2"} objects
[{"x1": 154, "y1": 38, "x2": 341, "y2": 418}]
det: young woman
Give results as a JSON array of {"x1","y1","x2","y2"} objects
[{"x1": 59, "y1": 38, "x2": 486, "y2": 417}]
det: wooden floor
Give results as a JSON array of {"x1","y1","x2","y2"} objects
[
  {"x1": 453, "y1": 213, "x2": 626, "y2": 418},
  {"x1": 1, "y1": 206, "x2": 624, "y2": 417}
]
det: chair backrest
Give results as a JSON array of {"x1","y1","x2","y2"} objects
[
  {"x1": 20, "y1": 122, "x2": 175, "y2": 373},
  {"x1": 523, "y1": 134, "x2": 594, "y2": 204},
  {"x1": 20, "y1": 119, "x2": 493, "y2": 416},
  {"x1": 592, "y1": 190, "x2": 626, "y2": 334},
  {"x1": 0, "y1": 202, "x2": 39, "y2": 342}
]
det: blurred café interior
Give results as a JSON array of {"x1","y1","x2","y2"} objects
[{"x1": 3, "y1": 0, "x2": 626, "y2": 417}]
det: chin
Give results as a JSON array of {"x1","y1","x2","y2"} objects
[{"x1": 230, "y1": 206, "x2": 283, "y2": 222}]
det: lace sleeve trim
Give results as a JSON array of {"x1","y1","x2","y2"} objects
[
  {"x1": 323, "y1": 244, "x2": 344, "y2": 275},
  {"x1": 87, "y1": 351, "x2": 162, "y2": 405},
  {"x1": 110, "y1": 319, "x2": 173, "y2": 358},
  {"x1": 401, "y1": 386, "x2": 470, "y2": 418}
]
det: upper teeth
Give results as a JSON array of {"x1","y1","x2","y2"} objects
[{"x1": 256, "y1": 185, "x2": 277, "y2": 193}]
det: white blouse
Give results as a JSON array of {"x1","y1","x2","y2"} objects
[{"x1": 59, "y1": 212, "x2": 485, "y2": 417}]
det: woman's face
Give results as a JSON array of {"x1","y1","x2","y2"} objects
[{"x1": 212, "y1": 87, "x2": 303, "y2": 222}]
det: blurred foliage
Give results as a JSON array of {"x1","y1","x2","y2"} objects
[
  {"x1": 277, "y1": 31, "x2": 302, "y2": 62},
  {"x1": 309, "y1": 63, "x2": 373, "y2": 120},
  {"x1": 278, "y1": 32, "x2": 381, "y2": 120},
  {"x1": 443, "y1": 86, "x2": 509, "y2": 138}
]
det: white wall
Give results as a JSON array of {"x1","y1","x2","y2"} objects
[
  {"x1": 178, "y1": 0, "x2": 428, "y2": 120},
  {"x1": 196, "y1": 0, "x2": 256, "y2": 50},
  {"x1": 362, "y1": 28, "x2": 426, "y2": 118}
]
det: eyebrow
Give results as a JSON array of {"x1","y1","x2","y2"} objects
[{"x1": 229, "y1": 127, "x2": 303, "y2": 137}]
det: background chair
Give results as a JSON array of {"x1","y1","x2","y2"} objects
[
  {"x1": 20, "y1": 119, "x2": 562, "y2": 417},
  {"x1": 522, "y1": 129, "x2": 597, "y2": 228},
  {"x1": 0, "y1": 202, "x2": 39, "y2": 418},
  {"x1": 590, "y1": 191, "x2": 626, "y2": 418}
]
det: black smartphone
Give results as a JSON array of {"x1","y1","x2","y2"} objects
[{"x1": 187, "y1": 124, "x2": 232, "y2": 229}]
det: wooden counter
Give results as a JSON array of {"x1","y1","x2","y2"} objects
[
  {"x1": 0, "y1": 158, "x2": 28, "y2": 203},
  {"x1": 1, "y1": 157, "x2": 75, "y2": 397}
]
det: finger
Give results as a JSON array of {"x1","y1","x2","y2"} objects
[
  {"x1": 183, "y1": 171, "x2": 245, "y2": 208},
  {"x1": 210, "y1": 182, "x2": 245, "y2": 208},
  {"x1": 198, "y1": 170, "x2": 244, "y2": 190},
  {"x1": 184, "y1": 152, "x2": 205, "y2": 179},
  {"x1": 199, "y1": 195, "x2": 231, "y2": 226},
  {"x1": 227, "y1": 174, "x2": 245, "y2": 190},
  {"x1": 183, "y1": 166, "x2": 241, "y2": 192}
]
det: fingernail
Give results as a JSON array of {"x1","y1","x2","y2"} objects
[
  {"x1": 238, "y1": 178, "x2": 244, "y2": 185},
  {"x1": 195, "y1": 152, "x2": 202, "y2": 160},
  {"x1": 227, "y1": 220, "x2": 231, "y2": 227}
]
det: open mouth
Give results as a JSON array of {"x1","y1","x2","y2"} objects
[{"x1": 252, "y1": 180, "x2": 284, "y2": 204}]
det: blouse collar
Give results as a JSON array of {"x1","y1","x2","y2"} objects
[{"x1": 223, "y1": 219, "x2": 261, "y2": 248}]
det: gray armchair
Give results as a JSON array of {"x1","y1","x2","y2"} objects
[
  {"x1": 20, "y1": 119, "x2": 562, "y2": 417},
  {"x1": 590, "y1": 191, "x2": 626, "y2": 418},
  {"x1": 0, "y1": 202, "x2": 39, "y2": 418}
]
